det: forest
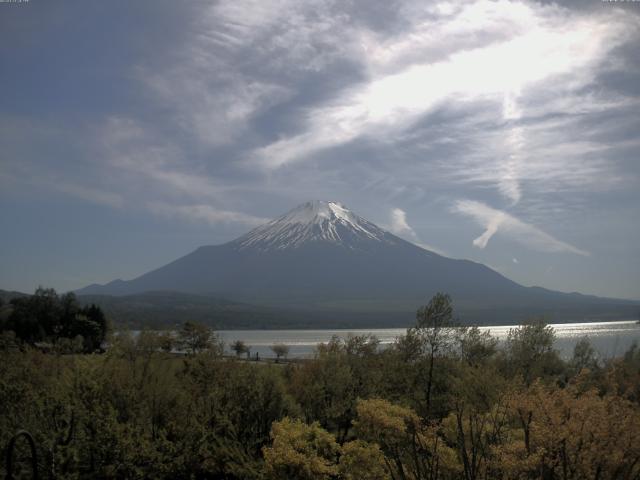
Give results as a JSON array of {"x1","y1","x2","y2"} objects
[{"x1": 1, "y1": 292, "x2": 639, "y2": 479}]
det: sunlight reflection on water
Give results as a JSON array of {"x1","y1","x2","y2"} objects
[{"x1": 217, "y1": 321, "x2": 640, "y2": 359}]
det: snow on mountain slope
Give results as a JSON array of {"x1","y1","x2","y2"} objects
[
  {"x1": 232, "y1": 200, "x2": 399, "y2": 251},
  {"x1": 74, "y1": 200, "x2": 637, "y2": 326}
]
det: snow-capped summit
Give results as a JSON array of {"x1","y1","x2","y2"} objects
[
  {"x1": 76, "y1": 200, "x2": 634, "y2": 326},
  {"x1": 274, "y1": 201, "x2": 360, "y2": 226},
  {"x1": 232, "y1": 201, "x2": 397, "y2": 251}
]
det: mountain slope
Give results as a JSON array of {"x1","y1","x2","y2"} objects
[{"x1": 77, "y1": 201, "x2": 637, "y2": 324}]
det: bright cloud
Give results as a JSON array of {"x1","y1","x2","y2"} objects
[
  {"x1": 138, "y1": 0, "x2": 357, "y2": 149},
  {"x1": 389, "y1": 208, "x2": 415, "y2": 237},
  {"x1": 388, "y1": 208, "x2": 445, "y2": 256},
  {"x1": 252, "y1": 1, "x2": 632, "y2": 170},
  {"x1": 452, "y1": 200, "x2": 589, "y2": 256}
]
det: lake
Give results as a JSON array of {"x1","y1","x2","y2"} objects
[{"x1": 217, "y1": 320, "x2": 640, "y2": 359}]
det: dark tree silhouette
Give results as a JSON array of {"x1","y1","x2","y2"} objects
[{"x1": 2, "y1": 287, "x2": 108, "y2": 352}]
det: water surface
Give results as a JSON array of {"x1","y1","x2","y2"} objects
[{"x1": 218, "y1": 320, "x2": 640, "y2": 359}]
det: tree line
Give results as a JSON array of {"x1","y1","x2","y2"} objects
[
  {"x1": 0, "y1": 287, "x2": 108, "y2": 353},
  {"x1": 0, "y1": 292, "x2": 639, "y2": 479}
]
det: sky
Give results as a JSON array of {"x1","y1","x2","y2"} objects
[{"x1": 1, "y1": 0, "x2": 639, "y2": 300}]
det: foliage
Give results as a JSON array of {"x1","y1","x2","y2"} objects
[
  {"x1": 177, "y1": 320, "x2": 221, "y2": 354},
  {"x1": 569, "y1": 336, "x2": 599, "y2": 376},
  {"x1": 1, "y1": 293, "x2": 640, "y2": 479},
  {"x1": 414, "y1": 292, "x2": 461, "y2": 416},
  {"x1": 354, "y1": 398, "x2": 461, "y2": 479},
  {"x1": 271, "y1": 343, "x2": 290, "y2": 362},
  {"x1": 263, "y1": 418, "x2": 340, "y2": 479},
  {"x1": 338, "y1": 440, "x2": 389, "y2": 480},
  {"x1": 503, "y1": 317, "x2": 563, "y2": 384},
  {"x1": 457, "y1": 325, "x2": 498, "y2": 367},
  {"x1": 442, "y1": 363, "x2": 509, "y2": 480},
  {"x1": 264, "y1": 419, "x2": 390, "y2": 480},
  {"x1": 497, "y1": 380, "x2": 640, "y2": 479},
  {"x1": 1, "y1": 287, "x2": 108, "y2": 352},
  {"x1": 231, "y1": 339, "x2": 250, "y2": 357}
]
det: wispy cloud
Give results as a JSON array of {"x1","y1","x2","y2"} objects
[
  {"x1": 149, "y1": 203, "x2": 268, "y2": 227},
  {"x1": 387, "y1": 207, "x2": 445, "y2": 256},
  {"x1": 99, "y1": 116, "x2": 236, "y2": 201},
  {"x1": 137, "y1": 0, "x2": 360, "y2": 149},
  {"x1": 53, "y1": 182, "x2": 124, "y2": 209},
  {"x1": 78, "y1": 116, "x2": 265, "y2": 226},
  {"x1": 439, "y1": 105, "x2": 638, "y2": 208},
  {"x1": 452, "y1": 199, "x2": 589, "y2": 256},
  {"x1": 0, "y1": 161, "x2": 124, "y2": 209},
  {"x1": 251, "y1": 1, "x2": 633, "y2": 170}
]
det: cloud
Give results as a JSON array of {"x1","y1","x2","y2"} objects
[
  {"x1": 137, "y1": 0, "x2": 360, "y2": 149},
  {"x1": 439, "y1": 102, "x2": 638, "y2": 209},
  {"x1": 54, "y1": 182, "x2": 125, "y2": 209},
  {"x1": 77, "y1": 1, "x2": 639, "y2": 230},
  {"x1": 205, "y1": 0, "x2": 358, "y2": 72},
  {"x1": 0, "y1": 161, "x2": 124, "y2": 209},
  {"x1": 251, "y1": 1, "x2": 633, "y2": 170},
  {"x1": 149, "y1": 203, "x2": 268, "y2": 227},
  {"x1": 99, "y1": 116, "x2": 236, "y2": 201},
  {"x1": 144, "y1": 72, "x2": 290, "y2": 148},
  {"x1": 387, "y1": 207, "x2": 446, "y2": 256},
  {"x1": 452, "y1": 199, "x2": 589, "y2": 256},
  {"x1": 389, "y1": 208, "x2": 415, "y2": 236}
]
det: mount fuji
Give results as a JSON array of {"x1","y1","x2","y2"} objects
[{"x1": 77, "y1": 201, "x2": 636, "y2": 325}]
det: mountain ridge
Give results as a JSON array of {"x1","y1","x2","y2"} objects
[{"x1": 76, "y1": 201, "x2": 638, "y2": 325}]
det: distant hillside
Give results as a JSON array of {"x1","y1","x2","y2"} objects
[
  {"x1": 78, "y1": 291, "x2": 638, "y2": 329},
  {"x1": 76, "y1": 291, "x2": 416, "y2": 330},
  {"x1": 77, "y1": 291, "x2": 282, "y2": 329},
  {"x1": 2, "y1": 288, "x2": 637, "y2": 330},
  {"x1": 0, "y1": 289, "x2": 29, "y2": 304}
]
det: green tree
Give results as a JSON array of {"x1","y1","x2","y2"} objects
[
  {"x1": 178, "y1": 321, "x2": 219, "y2": 354},
  {"x1": 392, "y1": 328, "x2": 423, "y2": 363},
  {"x1": 6, "y1": 287, "x2": 57, "y2": 343},
  {"x1": 263, "y1": 417, "x2": 340, "y2": 480},
  {"x1": 290, "y1": 339, "x2": 356, "y2": 438},
  {"x1": 157, "y1": 331, "x2": 175, "y2": 353},
  {"x1": 504, "y1": 318, "x2": 562, "y2": 384},
  {"x1": 415, "y1": 292, "x2": 459, "y2": 414},
  {"x1": 79, "y1": 303, "x2": 108, "y2": 350},
  {"x1": 605, "y1": 342, "x2": 640, "y2": 402},
  {"x1": 457, "y1": 326, "x2": 498, "y2": 367},
  {"x1": 570, "y1": 337, "x2": 599, "y2": 375},
  {"x1": 271, "y1": 343, "x2": 290, "y2": 362},
  {"x1": 339, "y1": 440, "x2": 390, "y2": 480},
  {"x1": 3, "y1": 288, "x2": 107, "y2": 352},
  {"x1": 354, "y1": 398, "x2": 460, "y2": 479},
  {"x1": 443, "y1": 363, "x2": 508, "y2": 480},
  {"x1": 231, "y1": 339, "x2": 249, "y2": 357},
  {"x1": 498, "y1": 381, "x2": 640, "y2": 479}
]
